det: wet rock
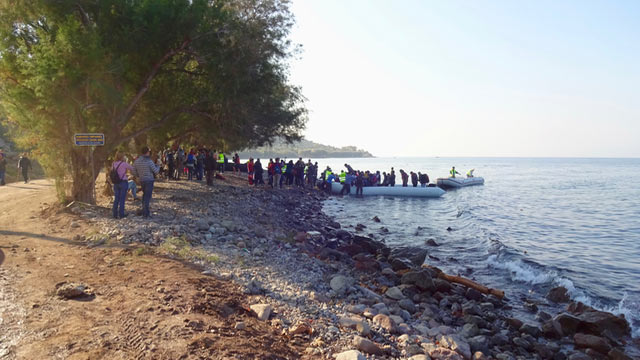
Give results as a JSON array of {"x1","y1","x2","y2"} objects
[
  {"x1": 426, "y1": 239, "x2": 439, "y2": 247},
  {"x1": 373, "y1": 313, "x2": 396, "y2": 333},
  {"x1": 490, "y1": 333, "x2": 509, "y2": 346},
  {"x1": 573, "y1": 333, "x2": 611, "y2": 354},
  {"x1": 335, "y1": 229, "x2": 353, "y2": 241},
  {"x1": 607, "y1": 348, "x2": 633, "y2": 360},
  {"x1": 569, "y1": 304, "x2": 631, "y2": 340},
  {"x1": 512, "y1": 336, "x2": 533, "y2": 351},
  {"x1": 519, "y1": 323, "x2": 542, "y2": 338},
  {"x1": 335, "y1": 350, "x2": 366, "y2": 360},
  {"x1": 547, "y1": 286, "x2": 570, "y2": 303},
  {"x1": 461, "y1": 323, "x2": 479, "y2": 338},
  {"x1": 56, "y1": 282, "x2": 90, "y2": 299},
  {"x1": 352, "y1": 235, "x2": 387, "y2": 255},
  {"x1": 434, "y1": 278, "x2": 452, "y2": 293},
  {"x1": 250, "y1": 304, "x2": 272, "y2": 321},
  {"x1": 533, "y1": 343, "x2": 555, "y2": 360},
  {"x1": 542, "y1": 319, "x2": 564, "y2": 339},
  {"x1": 353, "y1": 335, "x2": 384, "y2": 355},
  {"x1": 390, "y1": 247, "x2": 428, "y2": 266},
  {"x1": 506, "y1": 317, "x2": 523, "y2": 330},
  {"x1": 465, "y1": 288, "x2": 483, "y2": 301},
  {"x1": 385, "y1": 286, "x2": 405, "y2": 300},
  {"x1": 390, "y1": 257, "x2": 414, "y2": 271},
  {"x1": 372, "y1": 216, "x2": 381, "y2": 222},
  {"x1": 401, "y1": 270, "x2": 436, "y2": 291}
]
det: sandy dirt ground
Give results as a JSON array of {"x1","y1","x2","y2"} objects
[{"x1": 0, "y1": 179, "x2": 305, "y2": 359}]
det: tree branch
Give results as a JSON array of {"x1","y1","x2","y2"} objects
[{"x1": 116, "y1": 39, "x2": 191, "y2": 127}]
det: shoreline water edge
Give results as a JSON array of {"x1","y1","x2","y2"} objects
[{"x1": 81, "y1": 174, "x2": 638, "y2": 359}]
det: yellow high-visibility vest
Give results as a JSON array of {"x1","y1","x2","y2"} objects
[{"x1": 217, "y1": 154, "x2": 224, "y2": 163}]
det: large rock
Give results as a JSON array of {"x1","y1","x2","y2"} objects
[
  {"x1": 390, "y1": 246, "x2": 428, "y2": 266},
  {"x1": 390, "y1": 257, "x2": 414, "y2": 271},
  {"x1": 330, "y1": 275, "x2": 353, "y2": 294},
  {"x1": 399, "y1": 298, "x2": 418, "y2": 313},
  {"x1": 467, "y1": 335, "x2": 489, "y2": 353},
  {"x1": 56, "y1": 282, "x2": 90, "y2": 299},
  {"x1": 352, "y1": 235, "x2": 387, "y2": 255},
  {"x1": 385, "y1": 286, "x2": 405, "y2": 300},
  {"x1": 250, "y1": 304, "x2": 272, "y2": 321},
  {"x1": 335, "y1": 350, "x2": 366, "y2": 360},
  {"x1": 401, "y1": 270, "x2": 436, "y2": 291},
  {"x1": 438, "y1": 335, "x2": 471, "y2": 359},
  {"x1": 428, "y1": 347, "x2": 464, "y2": 360},
  {"x1": 573, "y1": 333, "x2": 612, "y2": 354},
  {"x1": 372, "y1": 313, "x2": 396, "y2": 333},
  {"x1": 353, "y1": 335, "x2": 384, "y2": 355},
  {"x1": 557, "y1": 304, "x2": 631, "y2": 340},
  {"x1": 546, "y1": 286, "x2": 570, "y2": 303}
]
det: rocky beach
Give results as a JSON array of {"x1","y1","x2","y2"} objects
[
  {"x1": 1, "y1": 174, "x2": 637, "y2": 359},
  {"x1": 78, "y1": 174, "x2": 637, "y2": 359}
]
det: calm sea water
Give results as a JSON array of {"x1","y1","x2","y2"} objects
[{"x1": 319, "y1": 157, "x2": 640, "y2": 337}]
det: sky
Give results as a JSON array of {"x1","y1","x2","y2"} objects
[{"x1": 288, "y1": 0, "x2": 640, "y2": 158}]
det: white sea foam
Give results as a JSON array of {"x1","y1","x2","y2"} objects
[
  {"x1": 487, "y1": 255, "x2": 639, "y2": 338},
  {"x1": 487, "y1": 255, "x2": 554, "y2": 284}
]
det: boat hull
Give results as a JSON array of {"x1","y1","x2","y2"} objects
[
  {"x1": 331, "y1": 182, "x2": 445, "y2": 198},
  {"x1": 436, "y1": 177, "x2": 484, "y2": 189}
]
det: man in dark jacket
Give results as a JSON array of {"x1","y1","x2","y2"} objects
[
  {"x1": 18, "y1": 153, "x2": 32, "y2": 183},
  {"x1": 0, "y1": 152, "x2": 7, "y2": 185},
  {"x1": 204, "y1": 150, "x2": 216, "y2": 186}
]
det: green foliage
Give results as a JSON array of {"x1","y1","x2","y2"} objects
[{"x1": 0, "y1": 0, "x2": 306, "y2": 202}]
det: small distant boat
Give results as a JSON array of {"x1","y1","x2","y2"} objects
[
  {"x1": 331, "y1": 182, "x2": 445, "y2": 198},
  {"x1": 436, "y1": 177, "x2": 484, "y2": 189}
]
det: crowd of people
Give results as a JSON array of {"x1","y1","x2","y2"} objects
[
  {"x1": 245, "y1": 157, "x2": 319, "y2": 189},
  {"x1": 318, "y1": 164, "x2": 433, "y2": 197}
]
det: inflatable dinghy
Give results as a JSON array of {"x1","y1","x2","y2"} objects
[
  {"x1": 436, "y1": 177, "x2": 484, "y2": 189},
  {"x1": 331, "y1": 182, "x2": 445, "y2": 198}
]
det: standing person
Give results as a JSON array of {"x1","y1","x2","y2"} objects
[
  {"x1": 355, "y1": 172, "x2": 364, "y2": 197},
  {"x1": 133, "y1": 147, "x2": 159, "y2": 218},
  {"x1": 450, "y1": 166, "x2": 460, "y2": 178},
  {"x1": 111, "y1": 152, "x2": 134, "y2": 219},
  {"x1": 286, "y1": 160, "x2": 294, "y2": 186},
  {"x1": 254, "y1": 158, "x2": 264, "y2": 186},
  {"x1": 166, "y1": 149, "x2": 175, "y2": 180},
  {"x1": 217, "y1": 152, "x2": 225, "y2": 173},
  {"x1": 204, "y1": 150, "x2": 216, "y2": 186},
  {"x1": 246, "y1": 157, "x2": 254, "y2": 185},
  {"x1": 267, "y1": 159, "x2": 275, "y2": 187},
  {"x1": 400, "y1": 169, "x2": 409, "y2": 187},
  {"x1": 410, "y1": 171, "x2": 418, "y2": 187},
  {"x1": 196, "y1": 150, "x2": 205, "y2": 181},
  {"x1": 186, "y1": 150, "x2": 195, "y2": 181},
  {"x1": 233, "y1": 153, "x2": 240, "y2": 174},
  {"x1": 273, "y1": 158, "x2": 282, "y2": 189},
  {"x1": 389, "y1": 168, "x2": 396, "y2": 187},
  {"x1": 17, "y1": 153, "x2": 32, "y2": 183},
  {"x1": 0, "y1": 152, "x2": 7, "y2": 186}
]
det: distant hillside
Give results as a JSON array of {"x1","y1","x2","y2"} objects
[{"x1": 238, "y1": 139, "x2": 373, "y2": 159}]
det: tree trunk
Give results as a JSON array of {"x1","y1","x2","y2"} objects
[{"x1": 70, "y1": 147, "x2": 98, "y2": 204}]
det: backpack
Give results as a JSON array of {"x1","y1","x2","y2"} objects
[{"x1": 110, "y1": 161, "x2": 124, "y2": 184}]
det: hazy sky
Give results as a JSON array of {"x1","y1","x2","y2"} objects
[{"x1": 288, "y1": 1, "x2": 640, "y2": 157}]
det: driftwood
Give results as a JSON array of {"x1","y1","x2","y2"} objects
[{"x1": 422, "y1": 264, "x2": 505, "y2": 299}]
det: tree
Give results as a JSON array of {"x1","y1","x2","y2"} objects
[{"x1": 0, "y1": 0, "x2": 305, "y2": 203}]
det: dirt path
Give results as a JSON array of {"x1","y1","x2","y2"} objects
[{"x1": 0, "y1": 180, "x2": 305, "y2": 359}]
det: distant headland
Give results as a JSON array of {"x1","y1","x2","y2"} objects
[{"x1": 238, "y1": 138, "x2": 374, "y2": 159}]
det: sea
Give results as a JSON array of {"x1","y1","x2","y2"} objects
[{"x1": 318, "y1": 157, "x2": 640, "y2": 338}]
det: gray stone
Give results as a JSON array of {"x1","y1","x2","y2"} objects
[
  {"x1": 519, "y1": 323, "x2": 542, "y2": 338},
  {"x1": 573, "y1": 333, "x2": 611, "y2": 354},
  {"x1": 356, "y1": 320, "x2": 371, "y2": 336},
  {"x1": 409, "y1": 355, "x2": 430, "y2": 360},
  {"x1": 330, "y1": 275, "x2": 353, "y2": 294},
  {"x1": 353, "y1": 335, "x2": 384, "y2": 355},
  {"x1": 461, "y1": 323, "x2": 479, "y2": 338},
  {"x1": 438, "y1": 335, "x2": 471, "y2": 359},
  {"x1": 399, "y1": 298, "x2": 418, "y2": 313},
  {"x1": 196, "y1": 219, "x2": 209, "y2": 231},
  {"x1": 546, "y1": 286, "x2": 570, "y2": 303},
  {"x1": 250, "y1": 304, "x2": 272, "y2": 321},
  {"x1": 386, "y1": 286, "x2": 405, "y2": 300},
  {"x1": 401, "y1": 270, "x2": 436, "y2": 291},
  {"x1": 467, "y1": 335, "x2": 489, "y2": 353},
  {"x1": 512, "y1": 336, "x2": 533, "y2": 351},
  {"x1": 335, "y1": 350, "x2": 366, "y2": 360},
  {"x1": 428, "y1": 347, "x2": 464, "y2": 360},
  {"x1": 490, "y1": 333, "x2": 509, "y2": 346},
  {"x1": 56, "y1": 283, "x2": 89, "y2": 299},
  {"x1": 234, "y1": 321, "x2": 246, "y2": 330}
]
